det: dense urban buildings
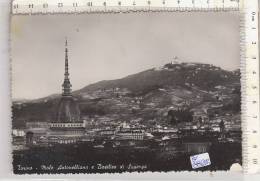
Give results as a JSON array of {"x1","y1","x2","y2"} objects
[{"x1": 12, "y1": 40, "x2": 241, "y2": 173}]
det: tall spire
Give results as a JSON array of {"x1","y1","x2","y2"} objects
[{"x1": 62, "y1": 38, "x2": 72, "y2": 96}]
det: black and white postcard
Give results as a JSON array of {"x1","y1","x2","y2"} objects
[{"x1": 11, "y1": 11, "x2": 242, "y2": 174}]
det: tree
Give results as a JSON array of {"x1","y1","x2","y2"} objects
[{"x1": 167, "y1": 108, "x2": 193, "y2": 125}]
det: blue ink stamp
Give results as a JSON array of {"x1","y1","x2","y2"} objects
[{"x1": 190, "y1": 153, "x2": 211, "y2": 169}]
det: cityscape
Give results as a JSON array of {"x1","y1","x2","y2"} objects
[{"x1": 12, "y1": 39, "x2": 241, "y2": 174}]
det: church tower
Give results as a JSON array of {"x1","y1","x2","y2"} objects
[
  {"x1": 62, "y1": 39, "x2": 72, "y2": 97},
  {"x1": 48, "y1": 39, "x2": 85, "y2": 144},
  {"x1": 54, "y1": 38, "x2": 81, "y2": 123}
]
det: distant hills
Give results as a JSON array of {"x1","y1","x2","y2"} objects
[
  {"x1": 76, "y1": 62, "x2": 239, "y2": 95},
  {"x1": 12, "y1": 62, "x2": 240, "y2": 128}
]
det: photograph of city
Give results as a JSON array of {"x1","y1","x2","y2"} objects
[{"x1": 11, "y1": 12, "x2": 241, "y2": 174}]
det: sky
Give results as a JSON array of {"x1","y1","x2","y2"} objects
[{"x1": 11, "y1": 12, "x2": 240, "y2": 100}]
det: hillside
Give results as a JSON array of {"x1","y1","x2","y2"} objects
[
  {"x1": 12, "y1": 62, "x2": 240, "y2": 128},
  {"x1": 77, "y1": 62, "x2": 239, "y2": 95}
]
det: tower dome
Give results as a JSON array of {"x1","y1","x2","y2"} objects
[
  {"x1": 56, "y1": 96, "x2": 80, "y2": 123},
  {"x1": 55, "y1": 39, "x2": 81, "y2": 123}
]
